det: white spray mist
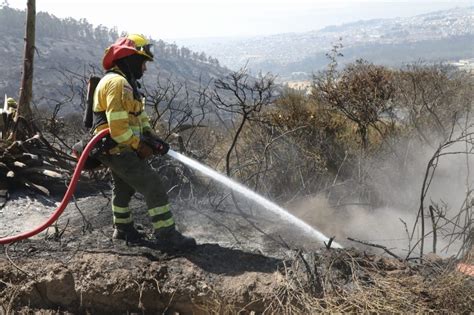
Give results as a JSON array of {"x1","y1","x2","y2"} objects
[{"x1": 167, "y1": 149, "x2": 343, "y2": 248}]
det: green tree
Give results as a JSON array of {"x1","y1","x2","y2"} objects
[{"x1": 313, "y1": 59, "x2": 395, "y2": 150}]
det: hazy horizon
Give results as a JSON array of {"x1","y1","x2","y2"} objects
[{"x1": 6, "y1": 0, "x2": 473, "y2": 41}]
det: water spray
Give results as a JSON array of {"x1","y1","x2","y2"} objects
[{"x1": 167, "y1": 150, "x2": 342, "y2": 248}]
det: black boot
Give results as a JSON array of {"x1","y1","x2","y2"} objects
[
  {"x1": 153, "y1": 226, "x2": 196, "y2": 250},
  {"x1": 113, "y1": 223, "x2": 145, "y2": 243}
]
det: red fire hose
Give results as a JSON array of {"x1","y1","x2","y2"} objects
[{"x1": 0, "y1": 128, "x2": 110, "y2": 245}]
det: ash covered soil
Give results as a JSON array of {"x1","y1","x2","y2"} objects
[
  {"x1": 0, "y1": 189, "x2": 473, "y2": 314},
  {"x1": 0, "y1": 189, "x2": 315, "y2": 314}
]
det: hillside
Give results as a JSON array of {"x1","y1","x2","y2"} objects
[
  {"x1": 0, "y1": 5, "x2": 473, "y2": 313},
  {"x1": 0, "y1": 6, "x2": 229, "y2": 114},
  {"x1": 176, "y1": 6, "x2": 474, "y2": 79}
]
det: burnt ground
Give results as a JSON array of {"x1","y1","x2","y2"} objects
[
  {"x1": 0, "y1": 189, "x2": 473, "y2": 314},
  {"x1": 0, "y1": 189, "x2": 322, "y2": 314}
]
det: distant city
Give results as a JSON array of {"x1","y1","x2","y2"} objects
[{"x1": 175, "y1": 6, "x2": 474, "y2": 81}]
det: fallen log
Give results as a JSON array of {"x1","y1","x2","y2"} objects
[{"x1": 0, "y1": 130, "x2": 103, "y2": 197}]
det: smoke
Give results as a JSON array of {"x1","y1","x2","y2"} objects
[
  {"x1": 287, "y1": 134, "x2": 473, "y2": 257},
  {"x1": 288, "y1": 195, "x2": 415, "y2": 253}
]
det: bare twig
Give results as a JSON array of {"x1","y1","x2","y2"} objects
[
  {"x1": 4, "y1": 245, "x2": 34, "y2": 278},
  {"x1": 348, "y1": 237, "x2": 401, "y2": 261}
]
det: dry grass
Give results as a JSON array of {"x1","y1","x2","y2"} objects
[
  {"x1": 1, "y1": 249, "x2": 472, "y2": 314},
  {"x1": 262, "y1": 249, "x2": 473, "y2": 314}
]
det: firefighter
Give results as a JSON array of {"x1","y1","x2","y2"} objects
[
  {"x1": 6, "y1": 97, "x2": 17, "y2": 114},
  {"x1": 93, "y1": 34, "x2": 196, "y2": 250},
  {"x1": 1, "y1": 97, "x2": 17, "y2": 138}
]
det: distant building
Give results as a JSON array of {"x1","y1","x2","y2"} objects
[
  {"x1": 450, "y1": 58, "x2": 474, "y2": 74},
  {"x1": 285, "y1": 80, "x2": 312, "y2": 94}
]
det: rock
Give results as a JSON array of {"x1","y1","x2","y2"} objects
[{"x1": 38, "y1": 267, "x2": 77, "y2": 306}]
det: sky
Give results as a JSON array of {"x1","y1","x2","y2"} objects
[{"x1": 6, "y1": 0, "x2": 474, "y2": 40}]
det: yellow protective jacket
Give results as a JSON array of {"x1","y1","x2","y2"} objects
[{"x1": 93, "y1": 68, "x2": 151, "y2": 153}]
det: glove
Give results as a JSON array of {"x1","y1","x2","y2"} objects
[
  {"x1": 141, "y1": 132, "x2": 170, "y2": 156},
  {"x1": 152, "y1": 137, "x2": 170, "y2": 155},
  {"x1": 136, "y1": 141, "x2": 154, "y2": 159}
]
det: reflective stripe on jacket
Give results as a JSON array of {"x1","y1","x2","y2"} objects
[{"x1": 93, "y1": 69, "x2": 151, "y2": 153}]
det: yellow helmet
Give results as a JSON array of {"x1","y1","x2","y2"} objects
[
  {"x1": 127, "y1": 34, "x2": 154, "y2": 61},
  {"x1": 7, "y1": 97, "x2": 17, "y2": 109}
]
